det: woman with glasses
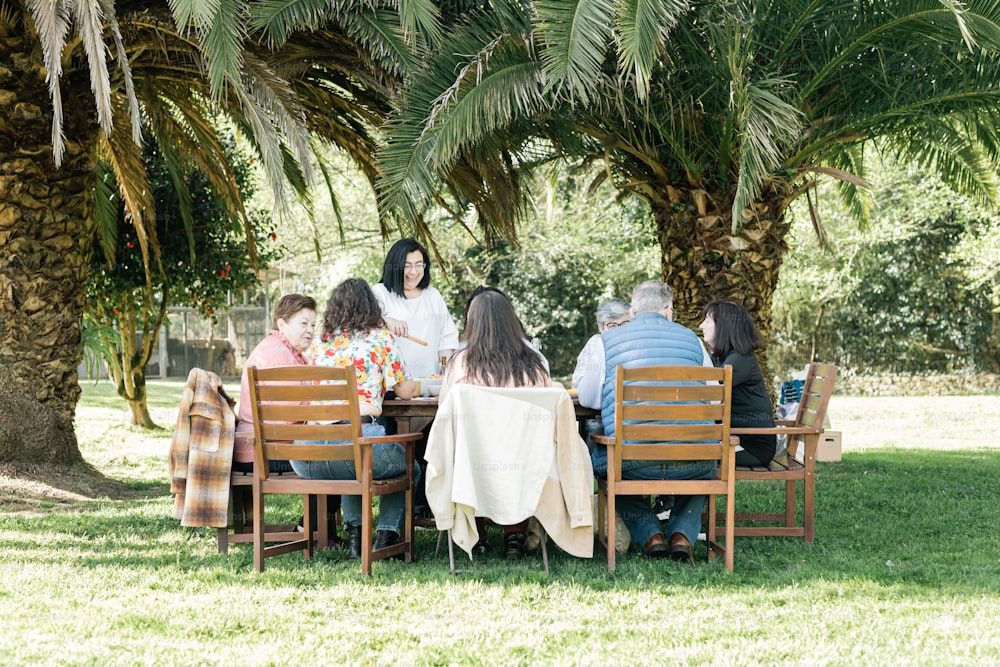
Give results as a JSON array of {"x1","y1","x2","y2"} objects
[{"x1": 372, "y1": 238, "x2": 460, "y2": 379}]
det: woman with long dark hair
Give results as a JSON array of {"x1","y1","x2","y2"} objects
[
  {"x1": 291, "y1": 278, "x2": 419, "y2": 560},
  {"x1": 371, "y1": 238, "x2": 459, "y2": 378},
  {"x1": 699, "y1": 299, "x2": 777, "y2": 466},
  {"x1": 439, "y1": 288, "x2": 550, "y2": 559}
]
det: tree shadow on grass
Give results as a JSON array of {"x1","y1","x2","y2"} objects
[{"x1": 0, "y1": 460, "x2": 169, "y2": 517}]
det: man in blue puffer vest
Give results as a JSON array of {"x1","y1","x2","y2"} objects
[{"x1": 578, "y1": 280, "x2": 715, "y2": 561}]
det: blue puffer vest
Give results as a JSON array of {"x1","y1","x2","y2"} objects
[{"x1": 599, "y1": 312, "x2": 706, "y2": 441}]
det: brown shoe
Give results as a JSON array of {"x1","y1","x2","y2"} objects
[
  {"x1": 642, "y1": 533, "x2": 669, "y2": 558},
  {"x1": 668, "y1": 532, "x2": 693, "y2": 562}
]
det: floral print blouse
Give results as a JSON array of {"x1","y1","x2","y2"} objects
[{"x1": 310, "y1": 327, "x2": 409, "y2": 408}]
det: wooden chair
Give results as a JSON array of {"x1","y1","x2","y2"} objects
[
  {"x1": 593, "y1": 364, "x2": 735, "y2": 571},
  {"x1": 247, "y1": 364, "x2": 422, "y2": 575},
  {"x1": 721, "y1": 362, "x2": 838, "y2": 543}
]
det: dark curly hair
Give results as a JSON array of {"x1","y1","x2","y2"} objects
[{"x1": 322, "y1": 278, "x2": 385, "y2": 336}]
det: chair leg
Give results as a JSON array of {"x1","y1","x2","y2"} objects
[
  {"x1": 253, "y1": 485, "x2": 265, "y2": 573},
  {"x1": 724, "y1": 489, "x2": 735, "y2": 571},
  {"x1": 302, "y1": 495, "x2": 314, "y2": 561},
  {"x1": 316, "y1": 494, "x2": 328, "y2": 552},
  {"x1": 596, "y1": 490, "x2": 607, "y2": 556},
  {"x1": 607, "y1": 488, "x2": 617, "y2": 572},
  {"x1": 706, "y1": 493, "x2": 717, "y2": 563},
  {"x1": 539, "y1": 525, "x2": 549, "y2": 575},
  {"x1": 361, "y1": 489, "x2": 373, "y2": 576}
]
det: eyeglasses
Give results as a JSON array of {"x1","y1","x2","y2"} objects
[
  {"x1": 403, "y1": 262, "x2": 427, "y2": 271},
  {"x1": 603, "y1": 320, "x2": 629, "y2": 330}
]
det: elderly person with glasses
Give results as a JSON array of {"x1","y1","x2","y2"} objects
[{"x1": 571, "y1": 298, "x2": 631, "y2": 389}]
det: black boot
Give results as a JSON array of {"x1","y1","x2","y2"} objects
[
  {"x1": 374, "y1": 530, "x2": 399, "y2": 550},
  {"x1": 346, "y1": 526, "x2": 362, "y2": 561}
]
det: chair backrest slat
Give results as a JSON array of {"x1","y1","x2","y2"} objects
[
  {"x1": 620, "y1": 423, "x2": 727, "y2": 443},
  {"x1": 622, "y1": 402, "x2": 725, "y2": 422},
  {"x1": 622, "y1": 383, "x2": 721, "y2": 402},
  {"x1": 248, "y1": 365, "x2": 364, "y2": 478},
  {"x1": 260, "y1": 423, "x2": 356, "y2": 442},
  {"x1": 622, "y1": 442, "x2": 724, "y2": 461},
  {"x1": 257, "y1": 403, "x2": 353, "y2": 423},
  {"x1": 253, "y1": 383, "x2": 351, "y2": 402},
  {"x1": 265, "y1": 442, "x2": 355, "y2": 463},
  {"x1": 794, "y1": 363, "x2": 838, "y2": 430}
]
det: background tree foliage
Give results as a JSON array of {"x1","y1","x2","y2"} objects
[
  {"x1": 85, "y1": 142, "x2": 278, "y2": 427},
  {"x1": 773, "y1": 164, "x2": 1000, "y2": 378}
]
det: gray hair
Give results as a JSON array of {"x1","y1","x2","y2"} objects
[
  {"x1": 595, "y1": 298, "x2": 630, "y2": 326},
  {"x1": 630, "y1": 280, "x2": 673, "y2": 314}
]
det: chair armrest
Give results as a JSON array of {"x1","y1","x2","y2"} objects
[
  {"x1": 776, "y1": 419, "x2": 796, "y2": 426},
  {"x1": 591, "y1": 434, "x2": 616, "y2": 447},
  {"x1": 359, "y1": 431, "x2": 423, "y2": 446}
]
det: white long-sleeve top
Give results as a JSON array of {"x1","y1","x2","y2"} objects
[{"x1": 371, "y1": 283, "x2": 460, "y2": 378}]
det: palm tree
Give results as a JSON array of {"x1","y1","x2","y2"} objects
[
  {"x1": 0, "y1": 1, "x2": 414, "y2": 463},
  {"x1": 378, "y1": 0, "x2": 1000, "y2": 342}
]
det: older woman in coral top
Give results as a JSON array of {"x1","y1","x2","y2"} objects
[{"x1": 233, "y1": 293, "x2": 317, "y2": 471}]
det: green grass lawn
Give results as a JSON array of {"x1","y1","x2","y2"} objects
[{"x1": 1, "y1": 381, "x2": 999, "y2": 666}]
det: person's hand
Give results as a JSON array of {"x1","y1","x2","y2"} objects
[{"x1": 385, "y1": 317, "x2": 408, "y2": 338}]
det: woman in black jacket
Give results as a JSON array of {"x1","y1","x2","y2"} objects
[{"x1": 699, "y1": 300, "x2": 777, "y2": 466}]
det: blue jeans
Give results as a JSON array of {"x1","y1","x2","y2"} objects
[
  {"x1": 291, "y1": 423, "x2": 417, "y2": 534},
  {"x1": 593, "y1": 454, "x2": 717, "y2": 549}
]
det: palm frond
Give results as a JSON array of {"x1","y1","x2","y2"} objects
[
  {"x1": 100, "y1": 0, "x2": 142, "y2": 143},
  {"x1": 80, "y1": 317, "x2": 122, "y2": 383},
  {"x1": 616, "y1": 0, "x2": 686, "y2": 100},
  {"x1": 250, "y1": 0, "x2": 335, "y2": 47},
  {"x1": 99, "y1": 111, "x2": 159, "y2": 299},
  {"x1": 26, "y1": 0, "x2": 72, "y2": 164},
  {"x1": 535, "y1": 0, "x2": 615, "y2": 104},
  {"x1": 92, "y1": 163, "x2": 120, "y2": 266},
  {"x1": 732, "y1": 73, "x2": 803, "y2": 228}
]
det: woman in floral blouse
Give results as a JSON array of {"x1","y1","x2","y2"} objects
[{"x1": 291, "y1": 278, "x2": 418, "y2": 559}]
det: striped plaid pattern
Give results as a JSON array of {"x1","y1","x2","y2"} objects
[{"x1": 169, "y1": 368, "x2": 237, "y2": 528}]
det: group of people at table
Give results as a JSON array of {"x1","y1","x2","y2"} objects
[{"x1": 233, "y1": 237, "x2": 777, "y2": 564}]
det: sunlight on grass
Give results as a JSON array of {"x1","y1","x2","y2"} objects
[{"x1": 1, "y1": 382, "x2": 999, "y2": 665}]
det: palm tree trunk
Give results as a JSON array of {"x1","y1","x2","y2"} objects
[
  {"x1": 651, "y1": 184, "x2": 792, "y2": 394},
  {"x1": 0, "y1": 28, "x2": 99, "y2": 463}
]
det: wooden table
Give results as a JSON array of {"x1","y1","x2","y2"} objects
[{"x1": 382, "y1": 396, "x2": 600, "y2": 434}]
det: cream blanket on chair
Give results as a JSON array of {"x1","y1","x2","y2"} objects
[{"x1": 424, "y1": 385, "x2": 594, "y2": 558}]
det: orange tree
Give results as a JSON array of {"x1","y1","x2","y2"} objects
[{"x1": 84, "y1": 142, "x2": 278, "y2": 428}]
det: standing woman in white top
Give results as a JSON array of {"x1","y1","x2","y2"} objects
[{"x1": 371, "y1": 238, "x2": 460, "y2": 379}]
